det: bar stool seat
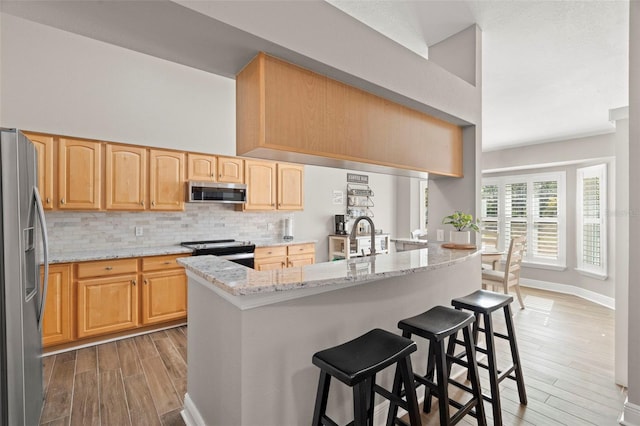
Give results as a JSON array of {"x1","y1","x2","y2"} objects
[
  {"x1": 388, "y1": 306, "x2": 486, "y2": 426},
  {"x1": 449, "y1": 290, "x2": 527, "y2": 426},
  {"x1": 312, "y1": 328, "x2": 422, "y2": 426}
]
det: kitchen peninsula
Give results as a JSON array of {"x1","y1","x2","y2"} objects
[{"x1": 178, "y1": 244, "x2": 481, "y2": 426}]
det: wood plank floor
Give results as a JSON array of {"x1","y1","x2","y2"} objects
[
  {"x1": 40, "y1": 288, "x2": 625, "y2": 425},
  {"x1": 403, "y1": 287, "x2": 626, "y2": 426},
  {"x1": 39, "y1": 327, "x2": 187, "y2": 426}
]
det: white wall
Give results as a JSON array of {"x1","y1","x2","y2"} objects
[
  {"x1": 624, "y1": 0, "x2": 640, "y2": 419},
  {"x1": 0, "y1": 13, "x2": 401, "y2": 258},
  {"x1": 0, "y1": 13, "x2": 235, "y2": 155}
]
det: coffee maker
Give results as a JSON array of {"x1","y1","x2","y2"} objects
[{"x1": 334, "y1": 214, "x2": 347, "y2": 235}]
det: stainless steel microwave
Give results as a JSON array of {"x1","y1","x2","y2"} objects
[{"x1": 187, "y1": 181, "x2": 247, "y2": 204}]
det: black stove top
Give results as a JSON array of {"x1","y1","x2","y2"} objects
[{"x1": 181, "y1": 239, "x2": 255, "y2": 256}]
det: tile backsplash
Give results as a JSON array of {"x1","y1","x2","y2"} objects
[{"x1": 45, "y1": 204, "x2": 291, "y2": 254}]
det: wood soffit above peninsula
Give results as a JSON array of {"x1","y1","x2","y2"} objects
[{"x1": 236, "y1": 52, "x2": 464, "y2": 178}]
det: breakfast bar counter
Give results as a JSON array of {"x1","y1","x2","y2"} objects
[{"x1": 179, "y1": 245, "x2": 481, "y2": 426}]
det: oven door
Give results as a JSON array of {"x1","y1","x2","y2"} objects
[{"x1": 219, "y1": 253, "x2": 254, "y2": 269}]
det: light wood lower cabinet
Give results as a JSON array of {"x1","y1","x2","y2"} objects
[
  {"x1": 141, "y1": 254, "x2": 187, "y2": 325},
  {"x1": 77, "y1": 274, "x2": 139, "y2": 338},
  {"x1": 41, "y1": 264, "x2": 72, "y2": 347},
  {"x1": 254, "y1": 243, "x2": 315, "y2": 271}
]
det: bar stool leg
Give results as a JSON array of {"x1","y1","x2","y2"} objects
[
  {"x1": 354, "y1": 380, "x2": 369, "y2": 426},
  {"x1": 483, "y1": 313, "x2": 502, "y2": 426},
  {"x1": 504, "y1": 304, "x2": 527, "y2": 404},
  {"x1": 422, "y1": 343, "x2": 436, "y2": 414},
  {"x1": 365, "y1": 376, "x2": 376, "y2": 426},
  {"x1": 385, "y1": 369, "x2": 402, "y2": 426},
  {"x1": 434, "y1": 341, "x2": 452, "y2": 426},
  {"x1": 398, "y1": 354, "x2": 422, "y2": 426},
  {"x1": 312, "y1": 371, "x2": 331, "y2": 426},
  {"x1": 463, "y1": 325, "x2": 487, "y2": 426}
]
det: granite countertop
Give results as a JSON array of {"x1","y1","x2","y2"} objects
[
  {"x1": 178, "y1": 243, "x2": 479, "y2": 296},
  {"x1": 390, "y1": 237, "x2": 429, "y2": 244},
  {"x1": 253, "y1": 238, "x2": 317, "y2": 247},
  {"x1": 49, "y1": 245, "x2": 194, "y2": 264}
]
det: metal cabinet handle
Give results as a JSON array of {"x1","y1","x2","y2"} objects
[
  {"x1": 60, "y1": 198, "x2": 65, "y2": 205},
  {"x1": 163, "y1": 261, "x2": 171, "y2": 265},
  {"x1": 105, "y1": 266, "x2": 113, "y2": 271},
  {"x1": 140, "y1": 200, "x2": 144, "y2": 206},
  {"x1": 151, "y1": 201, "x2": 156, "y2": 207},
  {"x1": 219, "y1": 173, "x2": 223, "y2": 178},
  {"x1": 131, "y1": 279, "x2": 136, "y2": 286},
  {"x1": 281, "y1": 261, "x2": 286, "y2": 267},
  {"x1": 211, "y1": 173, "x2": 215, "y2": 178},
  {"x1": 271, "y1": 203, "x2": 275, "y2": 207},
  {"x1": 144, "y1": 279, "x2": 148, "y2": 285},
  {"x1": 46, "y1": 197, "x2": 51, "y2": 204}
]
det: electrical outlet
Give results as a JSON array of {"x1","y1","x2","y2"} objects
[
  {"x1": 135, "y1": 226, "x2": 143, "y2": 237},
  {"x1": 437, "y1": 229, "x2": 445, "y2": 241},
  {"x1": 267, "y1": 223, "x2": 274, "y2": 231}
]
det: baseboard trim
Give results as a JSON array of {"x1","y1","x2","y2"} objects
[
  {"x1": 620, "y1": 397, "x2": 640, "y2": 425},
  {"x1": 182, "y1": 393, "x2": 205, "y2": 426},
  {"x1": 520, "y1": 278, "x2": 615, "y2": 310}
]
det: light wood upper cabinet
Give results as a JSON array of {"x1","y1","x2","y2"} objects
[
  {"x1": 25, "y1": 133, "x2": 55, "y2": 210},
  {"x1": 149, "y1": 149, "x2": 185, "y2": 211},
  {"x1": 218, "y1": 156, "x2": 244, "y2": 183},
  {"x1": 105, "y1": 144, "x2": 147, "y2": 210},
  {"x1": 41, "y1": 264, "x2": 72, "y2": 347},
  {"x1": 58, "y1": 138, "x2": 101, "y2": 210},
  {"x1": 188, "y1": 153, "x2": 217, "y2": 181},
  {"x1": 277, "y1": 163, "x2": 304, "y2": 211},
  {"x1": 77, "y1": 274, "x2": 139, "y2": 338},
  {"x1": 244, "y1": 159, "x2": 276, "y2": 210}
]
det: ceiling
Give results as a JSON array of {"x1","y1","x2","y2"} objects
[{"x1": 1, "y1": 0, "x2": 629, "y2": 151}]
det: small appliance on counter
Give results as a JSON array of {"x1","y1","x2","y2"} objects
[
  {"x1": 284, "y1": 217, "x2": 294, "y2": 241},
  {"x1": 181, "y1": 239, "x2": 256, "y2": 268},
  {"x1": 334, "y1": 214, "x2": 347, "y2": 235}
]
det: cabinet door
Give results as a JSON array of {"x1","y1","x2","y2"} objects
[
  {"x1": 25, "y1": 133, "x2": 55, "y2": 210},
  {"x1": 287, "y1": 254, "x2": 314, "y2": 268},
  {"x1": 218, "y1": 157, "x2": 244, "y2": 183},
  {"x1": 58, "y1": 138, "x2": 101, "y2": 210},
  {"x1": 149, "y1": 149, "x2": 185, "y2": 211},
  {"x1": 244, "y1": 160, "x2": 276, "y2": 210},
  {"x1": 188, "y1": 153, "x2": 217, "y2": 181},
  {"x1": 255, "y1": 256, "x2": 286, "y2": 271},
  {"x1": 277, "y1": 163, "x2": 304, "y2": 210},
  {"x1": 41, "y1": 264, "x2": 72, "y2": 347},
  {"x1": 77, "y1": 275, "x2": 138, "y2": 338},
  {"x1": 105, "y1": 144, "x2": 147, "y2": 210},
  {"x1": 142, "y1": 270, "x2": 187, "y2": 325}
]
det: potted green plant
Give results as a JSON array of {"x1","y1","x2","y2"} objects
[{"x1": 442, "y1": 211, "x2": 479, "y2": 244}]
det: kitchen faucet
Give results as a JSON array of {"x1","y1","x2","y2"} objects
[{"x1": 350, "y1": 216, "x2": 376, "y2": 256}]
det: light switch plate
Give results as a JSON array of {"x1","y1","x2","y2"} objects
[{"x1": 437, "y1": 229, "x2": 445, "y2": 241}]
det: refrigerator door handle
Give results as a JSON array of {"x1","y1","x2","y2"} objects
[{"x1": 33, "y1": 187, "x2": 49, "y2": 330}]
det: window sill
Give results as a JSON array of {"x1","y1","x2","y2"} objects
[
  {"x1": 521, "y1": 261, "x2": 567, "y2": 272},
  {"x1": 575, "y1": 268, "x2": 608, "y2": 280}
]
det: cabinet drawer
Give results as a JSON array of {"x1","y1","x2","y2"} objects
[
  {"x1": 255, "y1": 246, "x2": 287, "y2": 259},
  {"x1": 287, "y1": 243, "x2": 315, "y2": 256},
  {"x1": 77, "y1": 258, "x2": 138, "y2": 279},
  {"x1": 142, "y1": 254, "x2": 189, "y2": 272}
]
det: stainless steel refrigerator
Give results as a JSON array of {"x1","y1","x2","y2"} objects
[{"x1": 0, "y1": 128, "x2": 49, "y2": 425}]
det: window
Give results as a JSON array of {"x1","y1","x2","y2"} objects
[
  {"x1": 481, "y1": 172, "x2": 566, "y2": 268},
  {"x1": 576, "y1": 164, "x2": 607, "y2": 279}
]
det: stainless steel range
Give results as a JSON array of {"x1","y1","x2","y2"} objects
[{"x1": 181, "y1": 239, "x2": 256, "y2": 268}]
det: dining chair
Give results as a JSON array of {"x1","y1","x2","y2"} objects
[
  {"x1": 481, "y1": 236, "x2": 526, "y2": 309},
  {"x1": 481, "y1": 230, "x2": 499, "y2": 250}
]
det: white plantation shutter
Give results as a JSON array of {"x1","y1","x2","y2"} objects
[
  {"x1": 482, "y1": 172, "x2": 565, "y2": 267},
  {"x1": 532, "y1": 180, "x2": 558, "y2": 259},
  {"x1": 577, "y1": 164, "x2": 607, "y2": 278},
  {"x1": 481, "y1": 184, "x2": 499, "y2": 233}
]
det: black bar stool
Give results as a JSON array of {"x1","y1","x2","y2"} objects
[
  {"x1": 312, "y1": 328, "x2": 422, "y2": 426},
  {"x1": 387, "y1": 306, "x2": 486, "y2": 426},
  {"x1": 449, "y1": 290, "x2": 527, "y2": 426}
]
